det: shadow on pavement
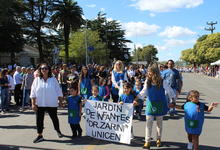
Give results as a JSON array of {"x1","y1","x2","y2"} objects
[
  {"x1": 43, "y1": 136, "x2": 110, "y2": 145},
  {"x1": 0, "y1": 114, "x2": 20, "y2": 118},
  {"x1": 0, "y1": 144, "x2": 62, "y2": 150},
  {"x1": 130, "y1": 138, "x2": 219, "y2": 150},
  {"x1": 0, "y1": 125, "x2": 36, "y2": 129}
]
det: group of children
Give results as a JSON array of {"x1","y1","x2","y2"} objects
[
  {"x1": 68, "y1": 84, "x2": 218, "y2": 150},
  {"x1": 65, "y1": 64, "x2": 218, "y2": 150},
  {"x1": 67, "y1": 78, "x2": 143, "y2": 138}
]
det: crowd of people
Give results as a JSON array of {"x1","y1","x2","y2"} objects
[
  {"x1": 177, "y1": 65, "x2": 220, "y2": 78},
  {"x1": 0, "y1": 60, "x2": 218, "y2": 150}
]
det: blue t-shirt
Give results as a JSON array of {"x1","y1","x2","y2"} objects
[
  {"x1": 184, "y1": 102, "x2": 205, "y2": 135},
  {"x1": 161, "y1": 68, "x2": 180, "y2": 91},
  {"x1": 99, "y1": 85, "x2": 109, "y2": 101},
  {"x1": 119, "y1": 94, "x2": 135, "y2": 103},
  {"x1": 68, "y1": 95, "x2": 82, "y2": 124},
  {"x1": 88, "y1": 95, "x2": 103, "y2": 101}
]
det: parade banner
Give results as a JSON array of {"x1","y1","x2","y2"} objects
[{"x1": 84, "y1": 100, "x2": 133, "y2": 144}]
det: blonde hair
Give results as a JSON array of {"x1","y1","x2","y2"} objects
[
  {"x1": 113, "y1": 60, "x2": 124, "y2": 72},
  {"x1": 147, "y1": 63, "x2": 162, "y2": 88}
]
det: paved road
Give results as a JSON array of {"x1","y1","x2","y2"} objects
[{"x1": 0, "y1": 73, "x2": 220, "y2": 150}]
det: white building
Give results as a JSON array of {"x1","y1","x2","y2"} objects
[{"x1": 0, "y1": 45, "x2": 39, "y2": 67}]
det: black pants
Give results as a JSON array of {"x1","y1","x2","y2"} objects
[
  {"x1": 112, "y1": 94, "x2": 119, "y2": 103},
  {"x1": 36, "y1": 107, "x2": 61, "y2": 134},
  {"x1": 14, "y1": 84, "x2": 22, "y2": 106},
  {"x1": 70, "y1": 124, "x2": 82, "y2": 136}
]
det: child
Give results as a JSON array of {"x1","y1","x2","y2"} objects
[
  {"x1": 133, "y1": 80, "x2": 143, "y2": 119},
  {"x1": 68, "y1": 86, "x2": 83, "y2": 139},
  {"x1": 119, "y1": 82, "x2": 137, "y2": 105},
  {"x1": 79, "y1": 66, "x2": 92, "y2": 99},
  {"x1": 88, "y1": 85, "x2": 103, "y2": 101},
  {"x1": 98, "y1": 78, "x2": 110, "y2": 102},
  {"x1": 119, "y1": 82, "x2": 138, "y2": 139},
  {"x1": 174, "y1": 90, "x2": 219, "y2": 150},
  {"x1": 138, "y1": 64, "x2": 176, "y2": 149}
]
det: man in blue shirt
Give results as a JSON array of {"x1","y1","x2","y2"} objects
[
  {"x1": 161, "y1": 60, "x2": 181, "y2": 116},
  {"x1": 13, "y1": 66, "x2": 23, "y2": 106}
]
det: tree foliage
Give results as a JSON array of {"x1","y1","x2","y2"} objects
[
  {"x1": 0, "y1": 0, "x2": 24, "y2": 63},
  {"x1": 132, "y1": 44, "x2": 158, "y2": 66},
  {"x1": 87, "y1": 12, "x2": 131, "y2": 62},
  {"x1": 181, "y1": 33, "x2": 220, "y2": 65},
  {"x1": 60, "y1": 29, "x2": 107, "y2": 64},
  {"x1": 23, "y1": 0, "x2": 55, "y2": 62},
  {"x1": 51, "y1": 0, "x2": 84, "y2": 63}
]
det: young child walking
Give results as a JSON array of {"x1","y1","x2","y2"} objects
[
  {"x1": 173, "y1": 90, "x2": 219, "y2": 150},
  {"x1": 133, "y1": 80, "x2": 143, "y2": 119},
  {"x1": 88, "y1": 85, "x2": 103, "y2": 101},
  {"x1": 68, "y1": 86, "x2": 83, "y2": 139}
]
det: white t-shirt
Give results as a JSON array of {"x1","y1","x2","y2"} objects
[{"x1": 30, "y1": 77, "x2": 63, "y2": 107}]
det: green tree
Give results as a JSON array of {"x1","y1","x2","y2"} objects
[
  {"x1": 60, "y1": 29, "x2": 107, "y2": 64},
  {"x1": 141, "y1": 45, "x2": 158, "y2": 66},
  {"x1": 51, "y1": 0, "x2": 84, "y2": 64},
  {"x1": 195, "y1": 33, "x2": 220, "y2": 64},
  {"x1": 23, "y1": 0, "x2": 54, "y2": 62},
  {"x1": 0, "y1": 0, "x2": 24, "y2": 64},
  {"x1": 181, "y1": 33, "x2": 220, "y2": 65},
  {"x1": 88, "y1": 12, "x2": 131, "y2": 62},
  {"x1": 181, "y1": 48, "x2": 195, "y2": 64}
]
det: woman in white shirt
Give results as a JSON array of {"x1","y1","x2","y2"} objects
[{"x1": 30, "y1": 63, "x2": 63, "y2": 143}]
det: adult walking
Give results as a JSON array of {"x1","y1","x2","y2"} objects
[
  {"x1": 111, "y1": 60, "x2": 128, "y2": 102},
  {"x1": 30, "y1": 63, "x2": 63, "y2": 143},
  {"x1": 137, "y1": 64, "x2": 176, "y2": 149},
  {"x1": 161, "y1": 59, "x2": 181, "y2": 116}
]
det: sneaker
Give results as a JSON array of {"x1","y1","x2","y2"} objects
[
  {"x1": 33, "y1": 135, "x2": 44, "y2": 143},
  {"x1": 143, "y1": 142, "x2": 150, "y2": 149},
  {"x1": 187, "y1": 142, "x2": 193, "y2": 150},
  {"x1": 57, "y1": 131, "x2": 63, "y2": 138},
  {"x1": 156, "y1": 139, "x2": 161, "y2": 147}
]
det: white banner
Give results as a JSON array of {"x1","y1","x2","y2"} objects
[{"x1": 84, "y1": 100, "x2": 133, "y2": 144}]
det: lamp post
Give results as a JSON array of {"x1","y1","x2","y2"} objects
[{"x1": 84, "y1": 20, "x2": 88, "y2": 66}]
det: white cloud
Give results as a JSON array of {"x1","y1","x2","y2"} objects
[
  {"x1": 149, "y1": 13, "x2": 156, "y2": 17},
  {"x1": 131, "y1": 0, "x2": 203, "y2": 12},
  {"x1": 156, "y1": 39, "x2": 196, "y2": 51},
  {"x1": 86, "y1": 4, "x2": 96, "y2": 8},
  {"x1": 100, "y1": 8, "x2": 105, "y2": 12},
  {"x1": 122, "y1": 21, "x2": 160, "y2": 38},
  {"x1": 159, "y1": 26, "x2": 196, "y2": 38},
  {"x1": 107, "y1": 18, "x2": 113, "y2": 22}
]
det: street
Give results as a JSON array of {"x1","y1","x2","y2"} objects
[{"x1": 0, "y1": 73, "x2": 220, "y2": 150}]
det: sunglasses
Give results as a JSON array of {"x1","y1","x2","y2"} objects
[{"x1": 41, "y1": 67, "x2": 48, "y2": 70}]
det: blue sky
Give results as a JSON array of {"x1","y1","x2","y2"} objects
[{"x1": 76, "y1": 0, "x2": 220, "y2": 61}]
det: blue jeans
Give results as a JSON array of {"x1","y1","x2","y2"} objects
[
  {"x1": 0, "y1": 88, "x2": 9, "y2": 110},
  {"x1": 23, "y1": 89, "x2": 31, "y2": 106}
]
